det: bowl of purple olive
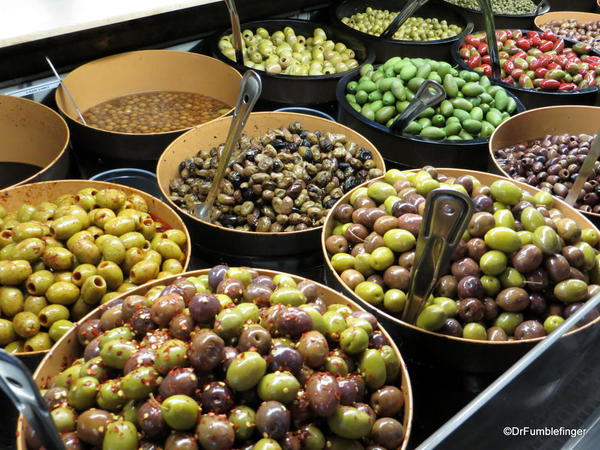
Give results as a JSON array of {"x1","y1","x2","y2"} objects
[{"x1": 489, "y1": 105, "x2": 600, "y2": 226}]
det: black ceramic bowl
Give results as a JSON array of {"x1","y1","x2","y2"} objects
[
  {"x1": 550, "y1": 0, "x2": 597, "y2": 12},
  {"x1": 211, "y1": 19, "x2": 375, "y2": 105},
  {"x1": 332, "y1": 0, "x2": 473, "y2": 63},
  {"x1": 335, "y1": 69, "x2": 526, "y2": 170},
  {"x1": 438, "y1": 0, "x2": 551, "y2": 30},
  {"x1": 451, "y1": 30, "x2": 600, "y2": 109}
]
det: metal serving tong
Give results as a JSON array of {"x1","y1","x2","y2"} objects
[
  {"x1": 194, "y1": 70, "x2": 262, "y2": 221},
  {"x1": 0, "y1": 350, "x2": 65, "y2": 450},
  {"x1": 380, "y1": 0, "x2": 430, "y2": 40},
  {"x1": 402, "y1": 189, "x2": 474, "y2": 324},
  {"x1": 224, "y1": 0, "x2": 244, "y2": 64},
  {"x1": 389, "y1": 79, "x2": 446, "y2": 134},
  {"x1": 564, "y1": 131, "x2": 600, "y2": 206},
  {"x1": 476, "y1": 0, "x2": 501, "y2": 80}
]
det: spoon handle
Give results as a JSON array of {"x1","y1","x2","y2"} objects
[
  {"x1": 403, "y1": 189, "x2": 473, "y2": 324},
  {"x1": 565, "y1": 132, "x2": 600, "y2": 206},
  {"x1": 476, "y1": 0, "x2": 501, "y2": 81},
  {"x1": 380, "y1": 0, "x2": 429, "y2": 40},
  {"x1": 224, "y1": 0, "x2": 244, "y2": 64},
  {"x1": 0, "y1": 350, "x2": 65, "y2": 450},
  {"x1": 45, "y1": 56, "x2": 87, "y2": 125},
  {"x1": 200, "y1": 70, "x2": 262, "y2": 221},
  {"x1": 389, "y1": 79, "x2": 446, "y2": 134}
]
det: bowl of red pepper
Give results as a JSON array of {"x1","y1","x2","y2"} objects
[{"x1": 452, "y1": 29, "x2": 600, "y2": 109}]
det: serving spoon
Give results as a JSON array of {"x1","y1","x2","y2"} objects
[{"x1": 194, "y1": 70, "x2": 262, "y2": 221}]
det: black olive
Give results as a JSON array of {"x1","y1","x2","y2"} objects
[
  {"x1": 358, "y1": 148, "x2": 373, "y2": 161},
  {"x1": 271, "y1": 139, "x2": 286, "y2": 150},
  {"x1": 324, "y1": 198, "x2": 338, "y2": 209}
]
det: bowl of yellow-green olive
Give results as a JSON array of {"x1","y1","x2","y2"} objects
[
  {"x1": 0, "y1": 180, "x2": 190, "y2": 365},
  {"x1": 332, "y1": 0, "x2": 473, "y2": 63},
  {"x1": 211, "y1": 18, "x2": 375, "y2": 104}
]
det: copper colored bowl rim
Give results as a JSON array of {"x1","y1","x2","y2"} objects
[
  {"x1": 16, "y1": 268, "x2": 413, "y2": 450},
  {"x1": 54, "y1": 50, "x2": 240, "y2": 137},
  {"x1": 488, "y1": 105, "x2": 600, "y2": 220},
  {"x1": 321, "y1": 167, "x2": 600, "y2": 345},
  {"x1": 0, "y1": 179, "x2": 192, "y2": 357},
  {"x1": 0, "y1": 95, "x2": 70, "y2": 189},
  {"x1": 156, "y1": 111, "x2": 386, "y2": 237}
]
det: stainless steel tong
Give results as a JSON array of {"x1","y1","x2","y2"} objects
[
  {"x1": 0, "y1": 350, "x2": 64, "y2": 449},
  {"x1": 402, "y1": 188, "x2": 474, "y2": 324}
]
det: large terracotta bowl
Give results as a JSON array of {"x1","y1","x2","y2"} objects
[
  {"x1": 322, "y1": 168, "x2": 600, "y2": 373},
  {"x1": 488, "y1": 106, "x2": 600, "y2": 226},
  {"x1": 156, "y1": 111, "x2": 385, "y2": 256},
  {"x1": 0, "y1": 95, "x2": 69, "y2": 190},
  {"x1": 16, "y1": 269, "x2": 413, "y2": 450},
  {"x1": 55, "y1": 50, "x2": 241, "y2": 162},
  {"x1": 534, "y1": 10, "x2": 600, "y2": 30},
  {"x1": 0, "y1": 180, "x2": 191, "y2": 363}
]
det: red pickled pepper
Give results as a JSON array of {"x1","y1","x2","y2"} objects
[{"x1": 458, "y1": 29, "x2": 600, "y2": 91}]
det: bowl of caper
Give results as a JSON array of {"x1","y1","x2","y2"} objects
[
  {"x1": 211, "y1": 18, "x2": 375, "y2": 104},
  {"x1": 332, "y1": 0, "x2": 473, "y2": 62}
]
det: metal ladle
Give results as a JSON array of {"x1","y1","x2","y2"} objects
[
  {"x1": 45, "y1": 56, "x2": 87, "y2": 125},
  {"x1": 194, "y1": 70, "x2": 262, "y2": 221},
  {"x1": 402, "y1": 189, "x2": 474, "y2": 324},
  {"x1": 0, "y1": 350, "x2": 65, "y2": 450},
  {"x1": 564, "y1": 131, "x2": 600, "y2": 206}
]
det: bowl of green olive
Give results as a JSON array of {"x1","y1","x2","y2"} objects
[
  {"x1": 336, "y1": 57, "x2": 525, "y2": 170},
  {"x1": 211, "y1": 19, "x2": 375, "y2": 104},
  {"x1": 17, "y1": 267, "x2": 413, "y2": 450},
  {"x1": 441, "y1": 0, "x2": 551, "y2": 30},
  {"x1": 0, "y1": 180, "x2": 191, "y2": 365},
  {"x1": 332, "y1": 0, "x2": 473, "y2": 63},
  {"x1": 322, "y1": 167, "x2": 600, "y2": 373}
]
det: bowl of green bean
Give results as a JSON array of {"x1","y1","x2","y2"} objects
[
  {"x1": 332, "y1": 0, "x2": 473, "y2": 63},
  {"x1": 211, "y1": 18, "x2": 375, "y2": 105}
]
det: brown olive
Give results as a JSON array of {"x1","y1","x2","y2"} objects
[
  {"x1": 435, "y1": 275, "x2": 458, "y2": 298},
  {"x1": 514, "y1": 320, "x2": 546, "y2": 340},
  {"x1": 370, "y1": 385, "x2": 404, "y2": 417},
  {"x1": 468, "y1": 212, "x2": 495, "y2": 237},
  {"x1": 439, "y1": 318, "x2": 463, "y2": 337},
  {"x1": 344, "y1": 223, "x2": 368, "y2": 244},
  {"x1": 373, "y1": 215, "x2": 399, "y2": 235},
  {"x1": 457, "y1": 298, "x2": 485, "y2": 322},
  {"x1": 457, "y1": 276, "x2": 484, "y2": 299},
  {"x1": 383, "y1": 265, "x2": 410, "y2": 290},
  {"x1": 396, "y1": 214, "x2": 422, "y2": 236},
  {"x1": 466, "y1": 238, "x2": 487, "y2": 261},
  {"x1": 496, "y1": 287, "x2": 530, "y2": 312},
  {"x1": 545, "y1": 255, "x2": 571, "y2": 283},
  {"x1": 325, "y1": 235, "x2": 349, "y2": 254},
  {"x1": 512, "y1": 244, "x2": 543, "y2": 274},
  {"x1": 487, "y1": 326, "x2": 508, "y2": 341},
  {"x1": 76, "y1": 408, "x2": 112, "y2": 446},
  {"x1": 364, "y1": 232, "x2": 385, "y2": 253},
  {"x1": 451, "y1": 257, "x2": 480, "y2": 279},
  {"x1": 305, "y1": 372, "x2": 340, "y2": 417}
]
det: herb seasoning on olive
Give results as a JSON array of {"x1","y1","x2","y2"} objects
[
  {"x1": 342, "y1": 8, "x2": 463, "y2": 41},
  {"x1": 326, "y1": 168, "x2": 600, "y2": 341},
  {"x1": 0, "y1": 188, "x2": 187, "y2": 353},
  {"x1": 494, "y1": 133, "x2": 599, "y2": 214},
  {"x1": 169, "y1": 122, "x2": 383, "y2": 232},
  {"x1": 444, "y1": 0, "x2": 536, "y2": 15},
  {"x1": 26, "y1": 267, "x2": 408, "y2": 449}
]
